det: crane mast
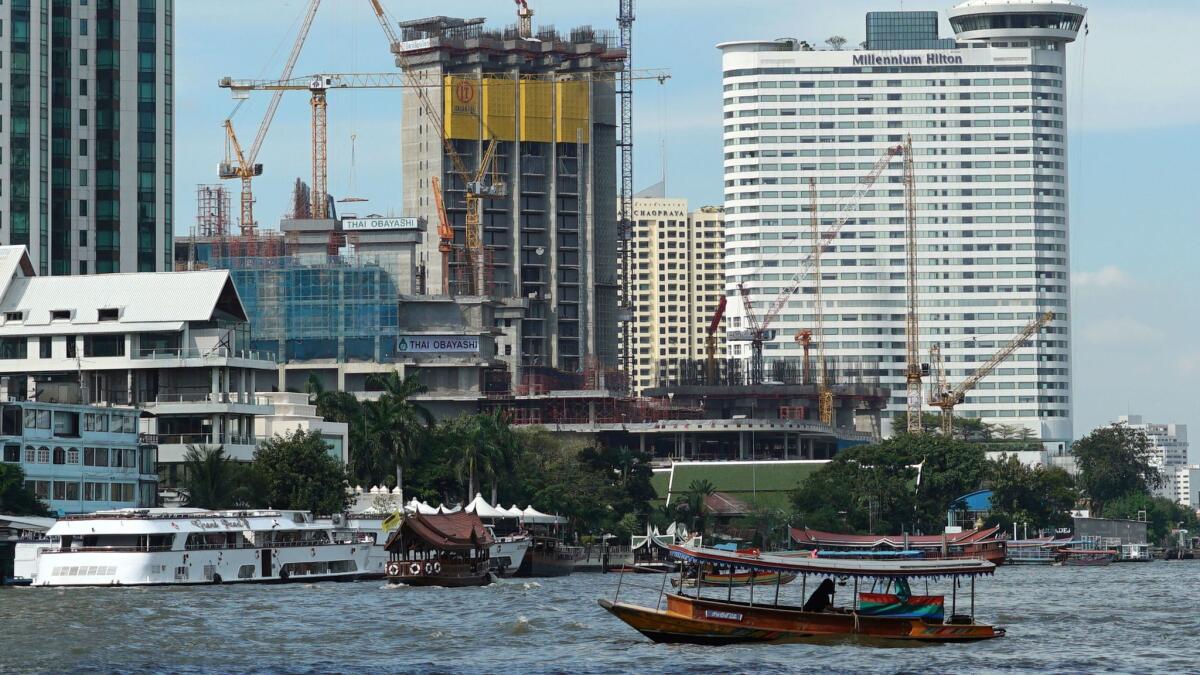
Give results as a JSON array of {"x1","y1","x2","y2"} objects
[
  {"x1": 219, "y1": 0, "x2": 320, "y2": 234},
  {"x1": 929, "y1": 311, "x2": 1054, "y2": 436},
  {"x1": 617, "y1": 0, "x2": 636, "y2": 390},
  {"x1": 809, "y1": 178, "x2": 832, "y2": 425},
  {"x1": 902, "y1": 135, "x2": 923, "y2": 434},
  {"x1": 736, "y1": 143, "x2": 903, "y2": 385}
]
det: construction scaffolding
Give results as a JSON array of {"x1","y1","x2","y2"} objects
[
  {"x1": 195, "y1": 184, "x2": 232, "y2": 237},
  {"x1": 205, "y1": 251, "x2": 404, "y2": 363}
]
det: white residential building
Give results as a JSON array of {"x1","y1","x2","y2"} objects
[
  {"x1": 718, "y1": 0, "x2": 1084, "y2": 445},
  {"x1": 1166, "y1": 465, "x2": 1198, "y2": 510},
  {"x1": 0, "y1": 246, "x2": 278, "y2": 486},
  {"x1": 1118, "y1": 414, "x2": 1191, "y2": 506},
  {"x1": 254, "y1": 392, "x2": 349, "y2": 465}
]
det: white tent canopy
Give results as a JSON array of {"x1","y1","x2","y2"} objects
[
  {"x1": 522, "y1": 505, "x2": 567, "y2": 524},
  {"x1": 404, "y1": 498, "x2": 438, "y2": 515},
  {"x1": 465, "y1": 494, "x2": 510, "y2": 519},
  {"x1": 502, "y1": 505, "x2": 525, "y2": 518}
]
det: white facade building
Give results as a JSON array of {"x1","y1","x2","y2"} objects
[
  {"x1": 0, "y1": 246, "x2": 278, "y2": 484},
  {"x1": 254, "y1": 392, "x2": 349, "y2": 465},
  {"x1": 718, "y1": 0, "x2": 1084, "y2": 445},
  {"x1": 1118, "y1": 414, "x2": 1192, "y2": 506}
]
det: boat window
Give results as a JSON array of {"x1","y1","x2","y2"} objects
[{"x1": 237, "y1": 564, "x2": 256, "y2": 580}]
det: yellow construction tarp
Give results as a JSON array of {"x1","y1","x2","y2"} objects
[
  {"x1": 483, "y1": 77, "x2": 517, "y2": 142},
  {"x1": 555, "y1": 80, "x2": 591, "y2": 144},
  {"x1": 444, "y1": 75, "x2": 481, "y2": 140},
  {"x1": 520, "y1": 79, "x2": 554, "y2": 143}
]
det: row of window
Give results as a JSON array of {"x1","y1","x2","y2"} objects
[
  {"x1": 24, "y1": 479, "x2": 138, "y2": 503},
  {"x1": 3, "y1": 444, "x2": 140, "y2": 469},
  {"x1": 722, "y1": 69, "x2": 1065, "y2": 84},
  {"x1": 0, "y1": 335, "x2": 126, "y2": 360}
]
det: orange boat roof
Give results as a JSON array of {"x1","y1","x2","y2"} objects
[{"x1": 789, "y1": 526, "x2": 1003, "y2": 549}]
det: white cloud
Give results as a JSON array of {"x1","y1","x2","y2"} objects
[
  {"x1": 1073, "y1": 265, "x2": 1131, "y2": 289},
  {"x1": 1079, "y1": 317, "x2": 1160, "y2": 344}
]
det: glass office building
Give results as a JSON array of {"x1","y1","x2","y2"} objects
[{"x1": 866, "y1": 11, "x2": 957, "y2": 50}]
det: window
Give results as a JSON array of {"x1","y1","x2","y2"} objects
[
  {"x1": 3, "y1": 445, "x2": 18, "y2": 463},
  {"x1": 37, "y1": 447, "x2": 50, "y2": 463},
  {"x1": 51, "y1": 310, "x2": 71, "y2": 321},
  {"x1": 39, "y1": 336, "x2": 51, "y2": 358},
  {"x1": 79, "y1": 18, "x2": 88, "y2": 35},
  {"x1": 0, "y1": 338, "x2": 27, "y2": 359},
  {"x1": 4, "y1": 311, "x2": 23, "y2": 322},
  {"x1": 78, "y1": 139, "x2": 88, "y2": 156},
  {"x1": 79, "y1": 79, "x2": 88, "y2": 96},
  {"x1": 79, "y1": 48, "x2": 88, "y2": 66},
  {"x1": 53, "y1": 447, "x2": 66, "y2": 465},
  {"x1": 67, "y1": 448, "x2": 79, "y2": 464},
  {"x1": 79, "y1": 109, "x2": 88, "y2": 126},
  {"x1": 66, "y1": 337, "x2": 77, "y2": 359},
  {"x1": 53, "y1": 481, "x2": 66, "y2": 500},
  {"x1": 64, "y1": 482, "x2": 80, "y2": 500},
  {"x1": 98, "y1": 308, "x2": 119, "y2": 321},
  {"x1": 84, "y1": 335, "x2": 125, "y2": 357},
  {"x1": 111, "y1": 483, "x2": 134, "y2": 502},
  {"x1": 83, "y1": 482, "x2": 108, "y2": 501}
]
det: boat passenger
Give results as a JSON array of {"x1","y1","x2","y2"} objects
[{"x1": 802, "y1": 578, "x2": 836, "y2": 612}]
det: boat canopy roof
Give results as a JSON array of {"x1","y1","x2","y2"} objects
[
  {"x1": 384, "y1": 512, "x2": 494, "y2": 553},
  {"x1": 668, "y1": 544, "x2": 996, "y2": 579},
  {"x1": 789, "y1": 525, "x2": 1003, "y2": 549}
]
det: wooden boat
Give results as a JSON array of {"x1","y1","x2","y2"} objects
[
  {"x1": 672, "y1": 566, "x2": 797, "y2": 588},
  {"x1": 1058, "y1": 549, "x2": 1118, "y2": 567},
  {"x1": 515, "y1": 535, "x2": 581, "y2": 577},
  {"x1": 383, "y1": 512, "x2": 495, "y2": 587},
  {"x1": 600, "y1": 544, "x2": 1005, "y2": 644},
  {"x1": 790, "y1": 526, "x2": 1008, "y2": 565}
]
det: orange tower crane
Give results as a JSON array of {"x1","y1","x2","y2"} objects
[
  {"x1": 901, "y1": 135, "x2": 924, "y2": 434},
  {"x1": 928, "y1": 311, "x2": 1055, "y2": 437},
  {"x1": 219, "y1": 0, "x2": 320, "y2": 234}
]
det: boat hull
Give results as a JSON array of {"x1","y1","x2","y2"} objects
[{"x1": 599, "y1": 594, "x2": 1004, "y2": 644}]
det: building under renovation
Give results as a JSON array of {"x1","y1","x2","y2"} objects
[{"x1": 395, "y1": 16, "x2": 624, "y2": 382}]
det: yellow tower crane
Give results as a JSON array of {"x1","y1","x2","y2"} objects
[
  {"x1": 928, "y1": 311, "x2": 1055, "y2": 437},
  {"x1": 219, "y1": 0, "x2": 320, "y2": 234},
  {"x1": 808, "y1": 177, "x2": 833, "y2": 425},
  {"x1": 901, "y1": 135, "x2": 924, "y2": 434}
]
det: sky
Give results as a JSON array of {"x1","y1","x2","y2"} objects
[{"x1": 176, "y1": 1, "x2": 1200, "y2": 455}]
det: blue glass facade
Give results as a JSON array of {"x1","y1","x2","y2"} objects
[
  {"x1": 866, "y1": 11, "x2": 957, "y2": 50},
  {"x1": 210, "y1": 254, "x2": 401, "y2": 364}
]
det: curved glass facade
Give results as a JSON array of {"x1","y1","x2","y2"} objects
[{"x1": 951, "y1": 12, "x2": 1083, "y2": 33}]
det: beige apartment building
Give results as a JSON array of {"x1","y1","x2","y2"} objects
[{"x1": 626, "y1": 197, "x2": 726, "y2": 393}]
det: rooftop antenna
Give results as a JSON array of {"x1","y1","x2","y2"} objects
[{"x1": 338, "y1": 133, "x2": 368, "y2": 204}]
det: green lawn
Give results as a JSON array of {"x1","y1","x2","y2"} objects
[{"x1": 652, "y1": 461, "x2": 829, "y2": 511}]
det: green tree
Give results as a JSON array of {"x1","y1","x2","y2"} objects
[
  {"x1": 307, "y1": 375, "x2": 375, "y2": 485},
  {"x1": 825, "y1": 35, "x2": 847, "y2": 50},
  {"x1": 1102, "y1": 492, "x2": 1199, "y2": 544},
  {"x1": 363, "y1": 370, "x2": 433, "y2": 497},
  {"x1": 792, "y1": 434, "x2": 990, "y2": 534},
  {"x1": 472, "y1": 410, "x2": 522, "y2": 503},
  {"x1": 680, "y1": 479, "x2": 716, "y2": 535},
  {"x1": 1073, "y1": 423, "x2": 1162, "y2": 513},
  {"x1": 987, "y1": 454, "x2": 1077, "y2": 534},
  {"x1": 254, "y1": 429, "x2": 349, "y2": 515},
  {"x1": 181, "y1": 445, "x2": 255, "y2": 509},
  {"x1": 892, "y1": 412, "x2": 995, "y2": 441},
  {"x1": 0, "y1": 463, "x2": 50, "y2": 516}
]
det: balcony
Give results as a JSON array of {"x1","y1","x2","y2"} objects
[{"x1": 132, "y1": 347, "x2": 278, "y2": 364}]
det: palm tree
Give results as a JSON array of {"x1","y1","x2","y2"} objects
[
  {"x1": 181, "y1": 445, "x2": 250, "y2": 509},
  {"x1": 474, "y1": 410, "x2": 521, "y2": 504},
  {"x1": 684, "y1": 479, "x2": 716, "y2": 534},
  {"x1": 364, "y1": 370, "x2": 433, "y2": 499}
]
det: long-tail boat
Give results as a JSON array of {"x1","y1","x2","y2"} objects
[
  {"x1": 599, "y1": 543, "x2": 1005, "y2": 644},
  {"x1": 790, "y1": 526, "x2": 1007, "y2": 565}
]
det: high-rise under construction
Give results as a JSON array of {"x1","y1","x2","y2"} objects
[{"x1": 395, "y1": 16, "x2": 623, "y2": 379}]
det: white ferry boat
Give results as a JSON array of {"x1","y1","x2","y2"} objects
[{"x1": 27, "y1": 508, "x2": 371, "y2": 586}]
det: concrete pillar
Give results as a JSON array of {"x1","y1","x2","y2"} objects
[
  {"x1": 639, "y1": 434, "x2": 646, "y2": 454},
  {"x1": 738, "y1": 431, "x2": 746, "y2": 460},
  {"x1": 337, "y1": 366, "x2": 346, "y2": 393},
  {"x1": 239, "y1": 369, "x2": 247, "y2": 403},
  {"x1": 126, "y1": 369, "x2": 134, "y2": 404},
  {"x1": 211, "y1": 368, "x2": 219, "y2": 399}
]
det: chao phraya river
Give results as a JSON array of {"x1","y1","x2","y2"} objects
[{"x1": 2, "y1": 562, "x2": 1197, "y2": 673}]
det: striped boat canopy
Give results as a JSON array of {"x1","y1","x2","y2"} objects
[{"x1": 667, "y1": 544, "x2": 995, "y2": 580}]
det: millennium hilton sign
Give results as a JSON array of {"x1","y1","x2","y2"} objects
[{"x1": 852, "y1": 53, "x2": 965, "y2": 66}]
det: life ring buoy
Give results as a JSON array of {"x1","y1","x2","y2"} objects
[
  {"x1": 424, "y1": 562, "x2": 434, "y2": 575},
  {"x1": 433, "y1": 562, "x2": 442, "y2": 574},
  {"x1": 386, "y1": 562, "x2": 401, "y2": 576},
  {"x1": 409, "y1": 562, "x2": 422, "y2": 576}
]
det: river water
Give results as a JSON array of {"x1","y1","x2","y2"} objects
[{"x1": 2, "y1": 561, "x2": 1198, "y2": 674}]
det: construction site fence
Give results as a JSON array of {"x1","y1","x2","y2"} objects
[{"x1": 654, "y1": 358, "x2": 884, "y2": 389}]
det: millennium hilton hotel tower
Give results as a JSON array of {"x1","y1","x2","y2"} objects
[{"x1": 719, "y1": 0, "x2": 1086, "y2": 446}]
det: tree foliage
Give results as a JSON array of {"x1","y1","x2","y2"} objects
[
  {"x1": 1102, "y1": 492, "x2": 1198, "y2": 545},
  {"x1": 792, "y1": 434, "x2": 990, "y2": 534},
  {"x1": 181, "y1": 445, "x2": 255, "y2": 509},
  {"x1": 987, "y1": 454, "x2": 1077, "y2": 533},
  {"x1": 254, "y1": 429, "x2": 349, "y2": 516},
  {"x1": 1073, "y1": 423, "x2": 1161, "y2": 513},
  {"x1": 0, "y1": 463, "x2": 50, "y2": 516}
]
